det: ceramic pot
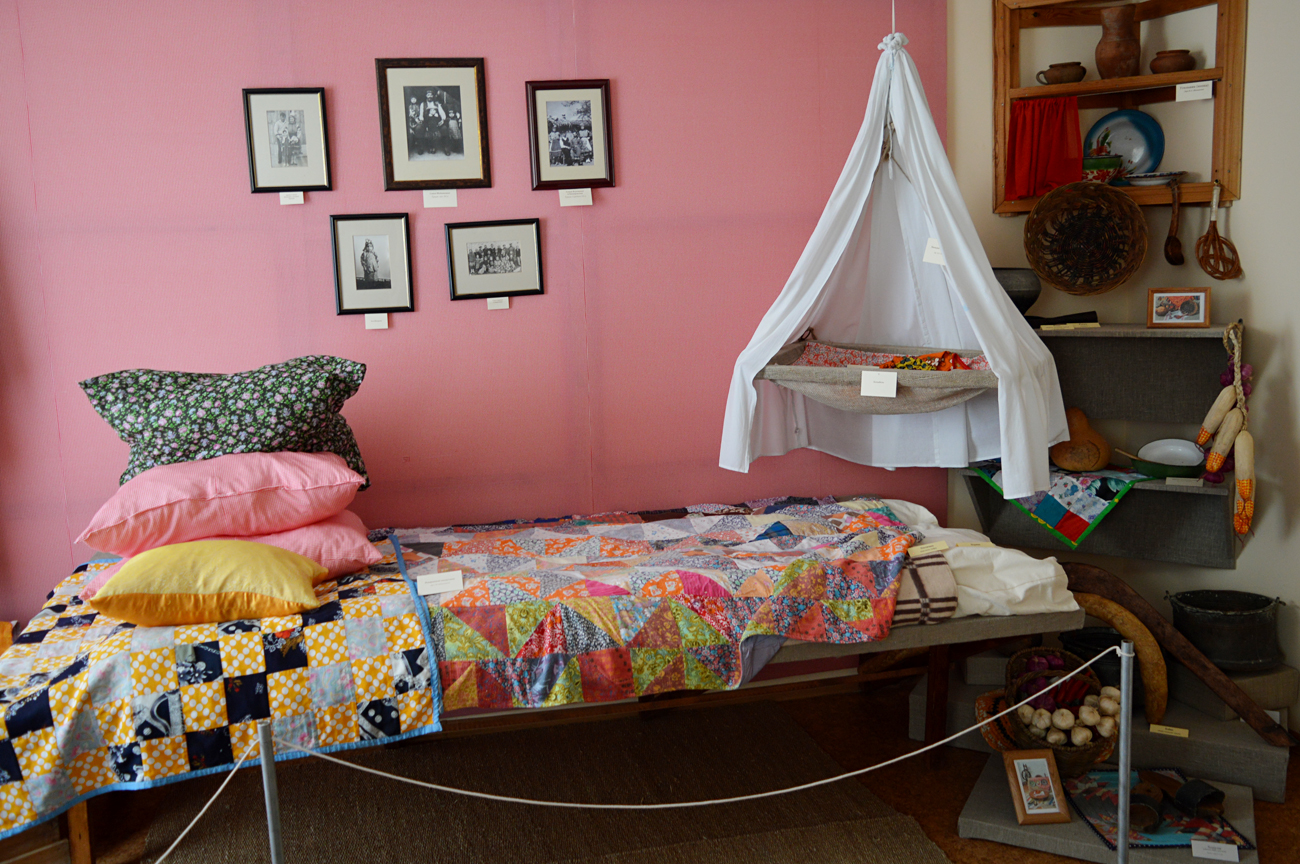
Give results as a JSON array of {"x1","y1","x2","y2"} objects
[
  {"x1": 992, "y1": 268, "x2": 1042, "y2": 314},
  {"x1": 1036, "y1": 62, "x2": 1087, "y2": 85},
  {"x1": 1082, "y1": 155, "x2": 1124, "y2": 184},
  {"x1": 1150, "y1": 49, "x2": 1196, "y2": 74},
  {"x1": 1095, "y1": 5, "x2": 1140, "y2": 79}
]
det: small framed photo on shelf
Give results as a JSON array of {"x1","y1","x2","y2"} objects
[
  {"x1": 1147, "y1": 288, "x2": 1211, "y2": 328},
  {"x1": 526, "y1": 79, "x2": 614, "y2": 190},
  {"x1": 445, "y1": 219, "x2": 543, "y2": 301},
  {"x1": 1003, "y1": 750, "x2": 1071, "y2": 825},
  {"x1": 331, "y1": 214, "x2": 413, "y2": 315},
  {"x1": 242, "y1": 88, "x2": 331, "y2": 193},
  {"x1": 376, "y1": 58, "x2": 491, "y2": 190}
]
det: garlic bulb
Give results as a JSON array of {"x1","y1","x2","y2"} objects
[
  {"x1": 1071, "y1": 726, "x2": 1094, "y2": 746},
  {"x1": 1046, "y1": 728, "x2": 1067, "y2": 745},
  {"x1": 1096, "y1": 716, "x2": 1117, "y2": 738},
  {"x1": 1078, "y1": 705, "x2": 1101, "y2": 726},
  {"x1": 1084, "y1": 694, "x2": 1101, "y2": 708},
  {"x1": 1099, "y1": 696, "x2": 1120, "y2": 716},
  {"x1": 1029, "y1": 725, "x2": 1047, "y2": 739},
  {"x1": 1051, "y1": 708, "x2": 1076, "y2": 730},
  {"x1": 1032, "y1": 708, "x2": 1053, "y2": 730},
  {"x1": 1018, "y1": 704, "x2": 1036, "y2": 725},
  {"x1": 1100, "y1": 686, "x2": 1122, "y2": 701}
]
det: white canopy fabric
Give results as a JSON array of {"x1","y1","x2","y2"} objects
[{"x1": 719, "y1": 33, "x2": 1067, "y2": 499}]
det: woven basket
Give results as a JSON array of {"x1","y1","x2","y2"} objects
[
  {"x1": 1024, "y1": 181, "x2": 1148, "y2": 295},
  {"x1": 1003, "y1": 647, "x2": 1088, "y2": 694},
  {"x1": 1005, "y1": 669, "x2": 1115, "y2": 777}
]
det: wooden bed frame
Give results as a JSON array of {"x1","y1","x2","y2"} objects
[{"x1": 0, "y1": 607, "x2": 1084, "y2": 863}]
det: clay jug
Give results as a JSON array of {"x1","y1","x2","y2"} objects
[
  {"x1": 1096, "y1": 5, "x2": 1140, "y2": 79},
  {"x1": 1049, "y1": 408, "x2": 1112, "y2": 472}
]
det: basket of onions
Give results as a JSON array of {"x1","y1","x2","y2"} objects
[{"x1": 1006, "y1": 660, "x2": 1121, "y2": 776}]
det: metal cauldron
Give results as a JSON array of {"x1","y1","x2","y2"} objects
[{"x1": 1167, "y1": 590, "x2": 1285, "y2": 673}]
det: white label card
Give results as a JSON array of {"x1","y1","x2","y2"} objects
[
  {"x1": 1177, "y1": 81, "x2": 1214, "y2": 102},
  {"x1": 423, "y1": 189, "x2": 458, "y2": 208},
  {"x1": 486, "y1": 297, "x2": 510, "y2": 310},
  {"x1": 279, "y1": 191, "x2": 304, "y2": 205},
  {"x1": 922, "y1": 237, "x2": 946, "y2": 265},
  {"x1": 364, "y1": 313, "x2": 389, "y2": 330},
  {"x1": 559, "y1": 188, "x2": 593, "y2": 206},
  {"x1": 860, "y1": 370, "x2": 898, "y2": 398},
  {"x1": 417, "y1": 570, "x2": 464, "y2": 596},
  {"x1": 1191, "y1": 840, "x2": 1240, "y2": 861}
]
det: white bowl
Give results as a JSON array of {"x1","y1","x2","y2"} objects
[{"x1": 1137, "y1": 438, "x2": 1204, "y2": 466}]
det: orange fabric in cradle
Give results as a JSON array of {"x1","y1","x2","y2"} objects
[{"x1": 1006, "y1": 96, "x2": 1083, "y2": 200}]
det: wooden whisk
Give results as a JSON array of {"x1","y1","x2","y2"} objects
[{"x1": 1195, "y1": 181, "x2": 1243, "y2": 280}]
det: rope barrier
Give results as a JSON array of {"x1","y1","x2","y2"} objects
[
  {"x1": 150, "y1": 749, "x2": 253, "y2": 863},
  {"x1": 266, "y1": 645, "x2": 1123, "y2": 811}
]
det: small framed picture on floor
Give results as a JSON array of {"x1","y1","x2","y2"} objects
[
  {"x1": 1147, "y1": 288, "x2": 1211, "y2": 328},
  {"x1": 242, "y1": 88, "x2": 332, "y2": 193},
  {"x1": 1003, "y1": 750, "x2": 1071, "y2": 825},
  {"x1": 526, "y1": 79, "x2": 613, "y2": 190},
  {"x1": 331, "y1": 213, "x2": 413, "y2": 314},
  {"x1": 376, "y1": 58, "x2": 491, "y2": 190},
  {"x1": 445, "y1": 218, "x2": 543, "y2": 301}
]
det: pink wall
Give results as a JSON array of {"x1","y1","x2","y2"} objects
[{"x1": 0, "y1": 0, "x2": 948, "y2": 622}]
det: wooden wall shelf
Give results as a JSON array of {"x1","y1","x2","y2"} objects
[{"x1": 993, "y1": 0, "x2": 1247, "y2": 216}]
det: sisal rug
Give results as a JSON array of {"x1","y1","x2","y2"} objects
[{"x1": 140, "y1": 702, "x2": 950, "y2": 863}]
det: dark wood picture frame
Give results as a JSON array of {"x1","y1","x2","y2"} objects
[
  {"x1": 1147, "y1": 288, "x2": 1211, "y2": 329},
  {"x1": 376, "y1": 58, "x2": 491, "y2": 190},
  {"x1": 242, "y1": 87, "x2": 332, "y2": 193},
  {"x1": 1003, "y1": 749, "x2": 1072, "y2": 825},
  {"x1": 445, "y1": 218, "x2": 544, "y2": 301},
  {"x1": 526, "y1": 79, "x2": 614, "y2": 190},
  {"x1": 331, "y1": 213, "x2": 414, "y2": 315}
]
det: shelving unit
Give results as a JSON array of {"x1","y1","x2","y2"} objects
[
  {"x1": 993, "y1": 0, "x2": 1247, "y2": 214},
  {"x1": 961, "y1": 324, "x2": 1239, "y2": 568}
]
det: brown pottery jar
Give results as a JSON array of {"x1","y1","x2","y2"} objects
[
  {"x1": 1150, "y1": 50, "x2": 1196, "y2": 74},
  {"x1": 1096, "y1": 5, "x2": 1140, "y2": 79},
  {"x1": 1036, "y1": 62, "x2": 1087, "y2": 85}
]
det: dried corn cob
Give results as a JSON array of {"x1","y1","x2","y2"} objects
[
  {"x1": 1197, "y1": 386, "x2": 1238, "y2": 446},
  {"x1": 1234, "y1": 429, "x2": 1255, "y2": 535},
  {"x1": 1206, "y1": 408, "x2": 1243, "y2": 472}
]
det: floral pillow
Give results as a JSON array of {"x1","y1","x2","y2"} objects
[{"x1": 80, "y1": 355, "x2": 370, "y2": 487}]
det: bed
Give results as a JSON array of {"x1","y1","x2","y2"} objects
[{"x1": 0, "y1": 493, "x2": 1081, "y2": 851}]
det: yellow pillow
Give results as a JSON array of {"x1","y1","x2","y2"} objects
[{"x1": 89, "y1": 539, "x2": 325, "y2": 626}]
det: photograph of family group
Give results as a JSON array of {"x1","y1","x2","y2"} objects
[
  {"x1": 242, "y1": 88, "x2": 331, "y2": 193},
  {"x1": 546, "y1": 100, "x2": 594, "y2": 167},
  {"x1": 404, "y1": 85, "x2": 464, "y2": 161},
  {"x1": 527, "y1": 79, "x2": 613, "y2": 190}
]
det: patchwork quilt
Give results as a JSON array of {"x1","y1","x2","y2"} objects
[
  {"x1": 392, "y1": 496, "x2": 924, "y2": 713},
  {"x1": 0, "y1": 545, "x2": 440, "y2": 840}
]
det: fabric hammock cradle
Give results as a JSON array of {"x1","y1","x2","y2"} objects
[{"x1": 719, "y1": 33, "x2": 1067, "y2": 499}]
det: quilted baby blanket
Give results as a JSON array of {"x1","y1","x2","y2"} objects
[
  {"x1": 0, "y1": 545, "x2": 440, "y2": 840},
  {"x1": 393, "y1": 496, "x2": 923, "y2": 712}
]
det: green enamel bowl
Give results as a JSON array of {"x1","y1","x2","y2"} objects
[{"x1": 1128, "y1": 456, "x2": 1205, "y2": 479}]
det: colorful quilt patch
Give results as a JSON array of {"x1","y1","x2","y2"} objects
[{"x1": 974, "y1": 464, "x2": 1147, "y2": 549}]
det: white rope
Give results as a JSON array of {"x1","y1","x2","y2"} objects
[
  {"x1": 151, "y1": 750, "x2": 253, "y2": 863},
  {"x1": 272, "y1": 646, "x2": 1122, "y2": 811}
]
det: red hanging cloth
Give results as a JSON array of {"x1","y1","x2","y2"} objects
[{"x1": 1006, "y1": 96, "x2": 1082, "y2": 200}]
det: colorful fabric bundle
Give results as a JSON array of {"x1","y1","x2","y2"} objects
[
  {"x1": 792, "y1": 342, "x2": 990, "y2": 371},
  {"x1": 1065, "y1": 769, "x2": 1254, "y2": 851},
  {"x1": 973, "y1": 463, "x2": 1147, "y2": 548}
]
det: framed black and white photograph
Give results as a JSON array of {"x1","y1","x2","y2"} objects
[
  {"x1": 376, "y1": 58, "x2": 490, "y2": 190},
  {"x1": 526, "y1": 79, "x2": 613, "y2": 190},
  {"x1": 331, "y1": 213, "x2": 413, "y2": 314},
  {"x1": 445, "y1": 219, "x2": 543, "y2": 301},
  {"x1": 242, "y1": 88, "x2": 331, "y2": 193}
]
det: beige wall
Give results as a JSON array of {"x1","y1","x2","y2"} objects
[{"x1": 947, "y1": 0, "x2": 1300, "y2": 725}]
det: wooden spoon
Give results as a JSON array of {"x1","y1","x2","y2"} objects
[{"x1": 1164, "y1": 179, "x2": 1184, "y2": 265}]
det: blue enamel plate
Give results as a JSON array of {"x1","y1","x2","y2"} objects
[{"x1": 1084, "y1": 109, "x2": 1165, "y2": 181}]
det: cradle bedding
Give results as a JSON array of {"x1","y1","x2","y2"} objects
[
  {"x1": 0, "y1": 545, "x2": 440, "y2": 840},
  {"x1": 392, "y1": 496, "x2": 935, "y2": 713}
]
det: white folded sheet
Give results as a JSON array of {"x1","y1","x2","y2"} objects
[{"x1": 882, "y1": 499, "x2": 1078, "y2": 619}]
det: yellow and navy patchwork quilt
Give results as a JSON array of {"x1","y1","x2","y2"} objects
[
  {"x1": 0, "y1": 545, "x2": 439, "y2": 840},
  {"x1": 394, "y1": 496, "x2": 920, "y2": 713}
]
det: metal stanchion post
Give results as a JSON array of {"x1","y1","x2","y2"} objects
[
  {"x1": 1117, "y1": 641, "x2": 1134, "y2": 864},
  {"x1": 258, "y1": 720, "x2": 287, "y2": 864}
]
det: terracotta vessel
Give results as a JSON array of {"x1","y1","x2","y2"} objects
[
  {"x1": 1096, "y1": 5, "x2": 1140, "y2": 79},
  {"x1": 1036, "y1": 62, "x2": 1087, "y2": 85},
  {"x1": 1150, "y1": 49, "x2": 1196, "y2": 74}
]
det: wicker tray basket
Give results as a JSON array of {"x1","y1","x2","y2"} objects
[
  {"x1": 756, "y1": 340, "x2": 998, "y2": 415},
  {"x1": 1024, "y1": 181, "x2": 1148, "y2": 296},
  {"x1": 1004, "y1": 668, "x2": 1116, "y2": 777}
]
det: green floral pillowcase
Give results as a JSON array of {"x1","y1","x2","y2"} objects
[{"x1": 80, "y1": 355, "x2": 370, "y2": 488}]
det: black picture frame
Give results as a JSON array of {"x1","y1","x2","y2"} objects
[
  {"x1": 445, "y1": 219, "x2": 544, "y2": 301},
  {"x1": 376, "y1": 58, "x2": 491, "y2": 190},
  {"x1": 526, "y1": 79, "x2": 614, "y2": 190},
  {"x1": 242, "y1": 88, "x2": 332, "y2": 193},
  {"x1": 331, "y1": 213, "x2": 414, "y2": 314}
]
